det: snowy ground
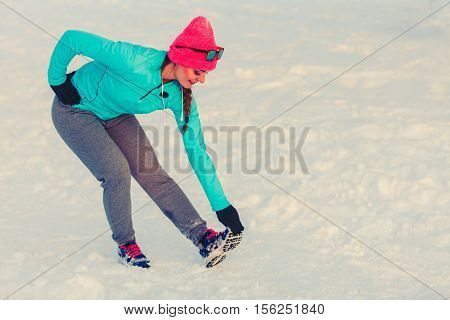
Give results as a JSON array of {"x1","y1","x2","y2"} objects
[{"x1": 0, "y1": 0, "x2": 449, "y2": 299}]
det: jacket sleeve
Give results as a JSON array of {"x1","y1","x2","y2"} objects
[
  {"x1": 48, "y1": 29, "x2": 137, "y2": 86},
  {"x1": 176, "y1": 95, "x2": 230, "y2": 212}
]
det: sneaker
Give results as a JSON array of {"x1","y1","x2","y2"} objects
[
  {"x1": 118, "y1": 241, "x2": 151, "y2": 269},
  {"x1": 198, "y1": 228, "x2": 243, "y2": 268}
]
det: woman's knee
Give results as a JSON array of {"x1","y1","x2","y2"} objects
[
  {"x1": 100, "y1": 157, "x2": 132, "y2": 183},
  {"x1": 132, "y1": 162, "x2": 172, "y2": 184}
]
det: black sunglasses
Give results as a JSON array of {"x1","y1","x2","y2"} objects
[{"x1": 175, "y1": 45, "x2": 224, "y2": 61}]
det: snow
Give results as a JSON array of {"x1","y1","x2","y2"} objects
[{"x1": 0, "y1": 0, "x2": 449, "y2": 299}]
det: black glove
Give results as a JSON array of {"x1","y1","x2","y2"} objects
[
  {"x1": 216, "y1": 204, "x2": 244, "y2": 234},
  {"x1": 50, "y1": 71, "x2": 81, "y2": 106}
]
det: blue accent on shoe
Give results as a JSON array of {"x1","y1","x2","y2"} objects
[
  {"x1": 198, "y1": 228, "x2": 244, "y2": 268},
  {"x1": 198, "y1": 228, "x2": 229, "y2": 258}
]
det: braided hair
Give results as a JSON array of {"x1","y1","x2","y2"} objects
[{"x1": 161, "y1": 54, "x2": 191, "y2": 134}]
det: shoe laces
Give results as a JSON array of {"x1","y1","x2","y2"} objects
[
  {"x1": 200, "y1": 228, "x2": 226, "y2": 249},
  {"x1": 120, "y1": 242, "x2": 143, "y2": 259},
  {"x1": 204, "y1": 228, "x2": 218, "y2": 240}
]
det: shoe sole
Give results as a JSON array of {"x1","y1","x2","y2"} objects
[
  {"x1": 206, "y1": 254, "x2": 227, "y2": 268},
  {"x1": 118, "y1": 256, "x2": 151, "y2": 269},
  {"x1": 205, "y1": 231, "x2": 243, "y2": 268},
  {"x1": 223, "y1": 232, "x2": 243, "y2": 253}
]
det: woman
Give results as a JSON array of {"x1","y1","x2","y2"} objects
[{"x1": 48, "y1": 16, "x2": 244, "y2": 269}]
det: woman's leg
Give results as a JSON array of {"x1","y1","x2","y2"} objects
[
  {"x1": 51, "y1": 96, "x2": 135, "y2": 245},
  {"x1": 104, "y1": 114, "x2": 207, "y2": 246}
]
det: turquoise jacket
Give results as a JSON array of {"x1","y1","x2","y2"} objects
[{"x1": 48, "y1": 29, "x2": 230, "y2": 211}]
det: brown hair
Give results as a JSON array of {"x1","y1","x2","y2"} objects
[{"x1": 161, "y1": 54, "x2": 191, "y2": 134}]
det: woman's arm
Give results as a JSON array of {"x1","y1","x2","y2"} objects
[
  {"x1": 48, "y1": 29, "x2": 137, "y2": 86},
  {"x1": 177, "y1": 96, "x2": 230, "y2": 212}
]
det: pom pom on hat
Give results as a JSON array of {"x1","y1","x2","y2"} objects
[{"x1": 167, "y1": 16, "x2": 221, "y2": 71}]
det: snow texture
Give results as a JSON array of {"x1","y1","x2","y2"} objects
[{"x1": 0, "y1": 0, "x2": 449, "y2": 299}]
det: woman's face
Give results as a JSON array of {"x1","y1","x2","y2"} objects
[{"x1": 175, "y1": 65, "x2": 208, "y2": 89}]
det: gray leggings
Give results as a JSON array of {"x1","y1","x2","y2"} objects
[{"x1": 51, "y1": 96, "x2": 207, "y2": 246}]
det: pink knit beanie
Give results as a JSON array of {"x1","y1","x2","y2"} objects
[{"x1": 167, "y1": 16, "x2": 221, "y2": 71}]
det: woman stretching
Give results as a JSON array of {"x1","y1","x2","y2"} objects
[{"x1": 48, "y1": 16, "x2": 244, "y2": 269}]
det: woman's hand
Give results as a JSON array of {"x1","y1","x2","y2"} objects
[
  {"x1": 216, "y1": 204, "x2": 244, "y2": 234},
  {"x1": 50, "y1": 71, "x2": 81, "y2": 106}
]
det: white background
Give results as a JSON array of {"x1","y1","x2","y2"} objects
[{"x1": 0, "y1": 0, "x2": 449, "y2": 300}]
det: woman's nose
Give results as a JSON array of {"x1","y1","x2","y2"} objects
[{"x1": 198, "y1": 73, "x2": 206, "y2": 84}]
